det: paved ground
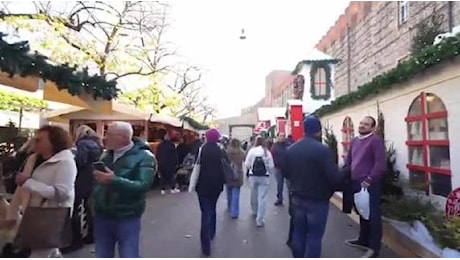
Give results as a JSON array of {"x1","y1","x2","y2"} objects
[{"x1": 68, "y1": 176, "x2": 397, "y2": 258}]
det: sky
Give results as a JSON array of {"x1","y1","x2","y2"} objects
[
  {"x1": 0, "y1": 0, "x2": 350, "y2": 118},
  {"x1": 165, "y1": 0, "x2": 350, "y2": 118}
]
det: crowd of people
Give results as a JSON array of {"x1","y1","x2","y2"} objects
[{"x1": 0, "y1": 114, "x2": 386, "y2": 258}]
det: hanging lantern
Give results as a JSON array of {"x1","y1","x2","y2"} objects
[{"x1": 240, "y1": 28, "x2": 246, "y2": 40}]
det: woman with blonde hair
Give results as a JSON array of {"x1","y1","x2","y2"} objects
[
  {"x1": 225, "y1": 138, "x2": 245, "y2": 219},
  {"x1": 62, "y1": 125, "x2": 103, "y2": 253}
]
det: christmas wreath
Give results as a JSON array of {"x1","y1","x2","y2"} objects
[{"x1": 310, "y1": 61, "x2": 333, "y2": 100}]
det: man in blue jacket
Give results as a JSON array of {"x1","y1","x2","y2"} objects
[{"x1": 284, "y1": 116, "x2": 341, "y2": 258}]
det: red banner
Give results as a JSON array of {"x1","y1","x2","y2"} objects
[{"x1": 277, "y1": 118, "x2": 287, "y2": 134}]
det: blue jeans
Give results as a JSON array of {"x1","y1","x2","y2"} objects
[
  {"x1": 198, "y1": 194, "x2": 219, "y2": 255},
  {"x1": 352, "y1": 181, "x2": 383, "y2": 255},
  {"x1": 249, "y1": 176, "x2": 269, "y2": 225},
  {"x1": 291, "y1": 197, "x2": 329, "y2": 258},
  {"x1": 274, "y1": 168, "x2": 284, "y2": 202},
  {"x1": 226, "y1": 185, "x2": 240, "y2": 218},
  {"x1": 94, "y1": 215, "x2": 141, "y2": 258}
]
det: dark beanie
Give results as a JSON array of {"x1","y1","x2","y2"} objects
[{"x1": 303, "y1": 116, "x2": 322, "y2": 135}]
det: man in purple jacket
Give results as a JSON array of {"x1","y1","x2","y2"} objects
[{"x1": 344, "y1": 116, "x2": 386, "y2": 258}]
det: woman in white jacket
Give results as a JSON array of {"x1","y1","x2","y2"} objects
[
  {"x1": 1, "y1": 125, "x2": 77, "y2": 258},
  {"x1": 245, "y1": 136, "x2": 274, "y2": 227}
]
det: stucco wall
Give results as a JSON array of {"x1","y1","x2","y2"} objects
[{"x1": 320, "y1": 59, "x2": 460, "y2": 204}]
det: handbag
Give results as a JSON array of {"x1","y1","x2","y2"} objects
[
  {"x1": 188, "y1": 147, "x2": 202, "y2": 193},
  {"x1": 14, "y1": 199, "x2": 72, "y2": 250}
]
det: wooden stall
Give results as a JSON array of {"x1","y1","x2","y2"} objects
[{"x1": 44, "y1": 102, "x2": 202, "y2": 153}]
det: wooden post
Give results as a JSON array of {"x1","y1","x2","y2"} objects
[
  {"x1": 97, "y1": 121, "x2": 104, "y2": 137},
  {"x1": 144, "y1": 120, "x2": 149, "y2": 140},
  {"x1": 18, "y1": 106, "x2": 23, "y2": 132}
]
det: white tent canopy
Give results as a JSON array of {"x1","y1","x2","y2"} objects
[{"x1": 257, "y1": 107, "x2": 286, "y2": 125}]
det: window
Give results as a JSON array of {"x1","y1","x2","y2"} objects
[
  {"x1": 341, "y1": 117, "x2": 355, "y2": 159},
  {"x1": 399, "y1": 1, "x2": 409, "y2": 24},
  {"x1": 313, "y1": 67, "x2": 328, "y2": 96},
  {"x1": 405, "y1": 92, "x2": 451, "y2": 197}
]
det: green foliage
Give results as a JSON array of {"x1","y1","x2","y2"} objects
[
  {"x1": 411, "y1": 10, "x2": 444, "y2": 54},
  {"x1": 322, "y1": 122, "x2": 338, "y2": 164},
  {"x1": 374, "y1": 106, "x2": 404, "y2": 200},
  {"x1": 0, "y1": 33, "x2": 119, "y2": 100},
  {"x1": 383, "y1": 194, "x2": 460, "y2": 250},
  {"x1": 309, "y1": 62, "x2": 333, "y2": 100},
  {"x1": 0, "y1": 88, "x2": 47, "y2": 111},
  {"x1": 381, "y1": 144, "x2": 404, "y2": 201},
  {"x1": 181, "y1": 116, "x2": 209, "y2": 131},
  {"x1": 315, "y1": 34, "x2": 460, "y2": 117},
  {"x1": 375, "y1": 102, "x2": 385, "y2": 139},
  {"x1": 120, "y1": 83, "x2": 180, "y2": 114},
  {"x1": 424, "y1": 213, "x2": 460, "y2": 250},
  {"x1": 382, "y1": 195, "x2": 436, "y2": 223}
]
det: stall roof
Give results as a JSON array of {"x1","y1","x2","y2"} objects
[
  {"x1": 44, "y1": 102, "x2": 150, "y2": 122},
  {"x1": 257, "y1": 107, "x2": 286, "y2": 121},
  {"x1": 149, "y1": 114, "x2": 182, "y2": 128}
]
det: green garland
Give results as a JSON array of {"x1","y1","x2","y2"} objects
[
  {"x1": 181, "y1": 116, "x2": 209, "y2": 131},
  {"x1": 314, "y1": 35, "x2": 460, "y2": 117},
  {"x1": 0, "y1": 33, "x2": 119, "y2": 100},
  {"x1": 310, "y1": 62, "x2": 333, "y2": 100},
  {"x1": 292, "y1": 59, "x2": 340, "y2": 74}
]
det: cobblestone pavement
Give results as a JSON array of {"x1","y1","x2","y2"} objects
[{"x1": 67, "y1": 176, "x2": 397, "y2": 258}]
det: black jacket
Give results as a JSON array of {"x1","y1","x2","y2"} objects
[
  {"x1": 176, "y1": 143, "x2": 190, "y2": 165},
  {"x1": 283, "y1": 136, "x2": 341, "y2": 201},
  {"x1": 156, "y1": 139, "x2": 178, "y2": 172},
  {"x1": 271, "y1": 141, "x2": 288, "y2": 169},
  {"x1": 75, "y1": 136, "x2": 103, "y2": 200},
  {"x1": 340, "y1": 165, "x2": 354, "y2": 213},
  {"x1": 196, "y1": 142, "x2": 225, "y2": 197}
]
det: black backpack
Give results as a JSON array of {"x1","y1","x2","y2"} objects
[{"x1": 252, "y1": 156, "x2": 267, "y2": 176}]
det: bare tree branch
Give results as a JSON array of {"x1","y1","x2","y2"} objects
[{"x1": 2, "y1": 1, "x2": 213, "y2": 117}]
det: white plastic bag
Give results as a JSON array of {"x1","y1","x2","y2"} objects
[
  {"x1": 354, "y1": 187, "x2": 370, "y2": 220},
  {"x1": 188, "y1": 148, "x2": 202, "y2": 193},
  {"x1": 442, "y1": 248, "x2": 460, "y2": 258}
]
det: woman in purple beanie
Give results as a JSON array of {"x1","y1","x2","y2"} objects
[
  {"x1": 194, "y1": 128, "x2": 226, "y2": 256},
  {"x1": 205, "y1": 128, "x2": 220, "y2": 143}
]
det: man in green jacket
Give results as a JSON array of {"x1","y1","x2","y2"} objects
[{"x1": 92, "y1": 121, "x2": 156, "y2": 258}]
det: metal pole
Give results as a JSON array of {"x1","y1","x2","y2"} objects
[
  {"x1": 18, "y1": 106, "x2": 23, "y2": 133},
  {"x1": 347, "y1": 25, "x2": 352, "y2": 94}
]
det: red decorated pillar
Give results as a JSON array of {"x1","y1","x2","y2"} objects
[
  {"x1": 276, "y1": 116, "x2": 287, "y2": 135},
  {"x1": 287, "y1": 100, "x2": 304, "y2": 141}
]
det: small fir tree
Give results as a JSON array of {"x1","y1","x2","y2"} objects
[
  {"x1": 411, "y1": 9, "x2": 444, "y2": 54},
  {"x1": 375, "y1": 103, "x2": 404, "y2": 201},
  {"x1": 323, "y1": 122, "x2": 338, "y2": 165}
]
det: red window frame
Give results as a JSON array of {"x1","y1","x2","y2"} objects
[
  {"x1": 314, "y1": 67, "x2": 327, "y2": 96},
  {"x1": 405, "y1": 92, "x2": 450, "y2": 194},
  {"x1": 341, "y1": 116, "x2": 355, "y2": 159}
]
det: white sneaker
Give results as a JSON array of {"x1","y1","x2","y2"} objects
[
  {"x1": 361, "y1": 249, "x2": 375, "y2": 258},
  {"x1": 171, "y1": 188, "x2": 180, "y2": 194},
  {"x1": 161, "y1": 190, "x2": 166, "y2": 195}
]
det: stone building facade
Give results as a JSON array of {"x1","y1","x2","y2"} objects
[
  {"x1": 215, "y1": 71, "x2": 295, "y2": 138},
  {"x1": 264, "y1": 70, "x2": 295, "y2": 107},
  {"x1": 316, "y1": 1, "x2": 460, "y2": 97}
]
